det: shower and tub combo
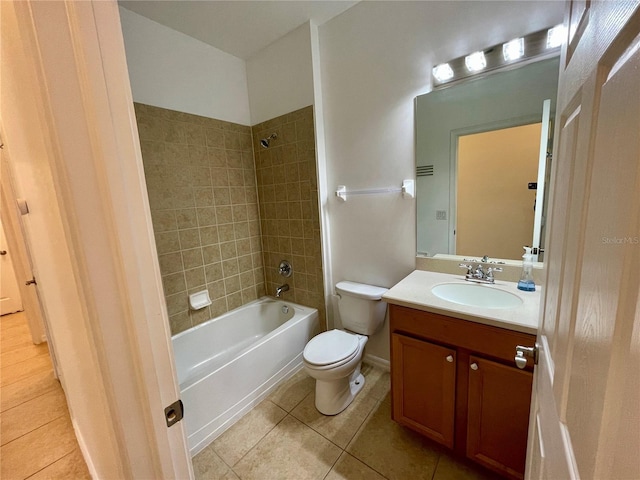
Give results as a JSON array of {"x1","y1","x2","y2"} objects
[{"x1": 173, "y1": 296, "x2": 318, "y2": 455}]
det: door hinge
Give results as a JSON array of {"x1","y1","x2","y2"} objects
[
  {"x1": 164, "y1": 399, "x2": 184, "y2": 427},
  {"x1": 25, "y1": 277, "x2": 37, "y2": 286}
]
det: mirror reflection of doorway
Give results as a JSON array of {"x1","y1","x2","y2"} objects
[{"x1": 456, "y1": 122, "x2": 541, "y2": 260}]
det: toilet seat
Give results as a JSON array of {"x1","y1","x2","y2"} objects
[{"x1": 303, "y1": 330, "x2": 359, "y2": 367}]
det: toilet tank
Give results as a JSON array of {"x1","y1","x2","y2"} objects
[{"x1": 336, "y1": 281, "x2": 389, "y2": 335}]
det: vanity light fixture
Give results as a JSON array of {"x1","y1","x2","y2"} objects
[
  {"x1": 432, "y1": 63, "x2": 454, "y2": 82},
  {"x1": 503, "y1": 37, "x2": 525, "y2": 62},
  {"x1": 546, "y1": 24, "x2": 566, "y2": 49},
  {"x1": 432, "y1": 25, "x2": 563, "y2": 88},
  {"x1": 465, "y1": 51, "x2": 487, "y2": 72}
]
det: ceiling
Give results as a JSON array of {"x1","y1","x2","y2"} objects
[{"x1": 118, "y1": 1, "x2": 359, "y2": 60}]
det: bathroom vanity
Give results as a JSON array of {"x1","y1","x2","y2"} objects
[{"x1": 383, "y1": 270, "x2": 539, "y2": 480}]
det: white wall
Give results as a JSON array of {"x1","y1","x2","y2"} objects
[
  {"x1": 319, "y1": 1, "x2": 564, "y2": 360},
  {"x1": 246, "y1": 22, "x2": 315, "y2": 125},
  {"x1": 119, "y1": 7, "x2": 250, "y2": 125}
]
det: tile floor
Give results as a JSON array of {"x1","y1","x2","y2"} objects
[
  {"x1": 193, "y1": 364, "x2": 497, "y2": 480},
  {"x1": 0, "y1": 312, "x2": 90, "y2": 479}
]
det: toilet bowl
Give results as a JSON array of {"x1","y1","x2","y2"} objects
[{"x1": 303, "y1": 281, "x2": 388, "y2": 415}]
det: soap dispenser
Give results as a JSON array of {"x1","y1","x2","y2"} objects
[{"x1": 518, "y1": 247, "x2": 536, "y2": 291}]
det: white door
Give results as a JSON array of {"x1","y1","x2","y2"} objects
[
  {"x1": 0, "y1": 218, "x2": 23, "y2": 315},
  {"x1": 2, "y1": 1, "x2": 192, "y2": 477},
  {"x1": 526, "y1": 2, "x2": 640, "y2": 479}
]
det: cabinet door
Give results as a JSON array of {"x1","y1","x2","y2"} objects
[
  {"x1": 391, "y1": 333, "x2": 456, "y2": 447},
  {"x1": 467, "y1": 355, "x2": 532, "y2": 479}
]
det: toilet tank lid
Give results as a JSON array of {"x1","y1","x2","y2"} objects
[{"x1": 335, "y1": 281, "x2": 389, "y2": 300}]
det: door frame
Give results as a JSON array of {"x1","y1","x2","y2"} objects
[{"x1": 2, "y1": 1, "x2": 192, "y2": 477}]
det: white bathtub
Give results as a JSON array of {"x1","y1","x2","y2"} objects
[{"x1": 172, "y1": 297, "x2": 318, "y2": 455}]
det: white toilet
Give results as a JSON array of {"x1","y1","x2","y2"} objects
[{"x1": 303, "y1": 281, "x2": 388, "y2": 415}]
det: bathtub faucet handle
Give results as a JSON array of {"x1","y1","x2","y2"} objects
[
  {"x1": 279, "y1": 260, "x2": 292, "y2": 278},
  {"x1": 275, "y1": 283, "x2": 290, "y2": 298}
]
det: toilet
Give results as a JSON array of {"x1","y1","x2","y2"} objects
[{"x1": 303, "y1": 281, "x2": 388, "y2": 415}]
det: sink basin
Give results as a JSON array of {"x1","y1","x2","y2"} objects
[{"x1": 431, "y1": 283, "x2": 523, "y2": 309}]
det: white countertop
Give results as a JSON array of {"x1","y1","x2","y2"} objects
[{"x1": 382, "y1": 270, "x2": 540, "y2": 335}]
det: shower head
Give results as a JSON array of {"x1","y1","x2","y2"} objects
[{"x1": 260, "y1": 133, "x2": 277, "y2": 148}]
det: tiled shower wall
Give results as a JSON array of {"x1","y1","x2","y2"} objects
[
  {"x1": 136, "y1": 103, "x2": 326, "y2": 335},
  {"x1": 252, "y1": 106, "x2": 326, "y2": 328},
  {"x1": 135, "y1": 103, "x2": 265, "y2": 334}
]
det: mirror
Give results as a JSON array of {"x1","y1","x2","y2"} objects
[{"x1": 416, "y1": 57, "x2": 559, "y2": 261}]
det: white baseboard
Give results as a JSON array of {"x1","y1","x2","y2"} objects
[
  {"x1": 71, "y1": 418, "x2": 98, "y2": 479},
  {"x1": 363, "y1": 353, "x2": 390, "y2": 372}
]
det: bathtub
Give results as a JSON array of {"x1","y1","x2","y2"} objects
[{"x1": 172, "y1": 297, "x2": 318, "y2": 455}]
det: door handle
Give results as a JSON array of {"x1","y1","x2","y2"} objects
[
  {"x1": 0, "y1": 250, "x2": 6, "y2": 255},
  {"x1": 515, "y1": 344, "x2": 539, "y2": 369}
]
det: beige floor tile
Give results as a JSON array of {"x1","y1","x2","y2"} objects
[
  {"x1": 193, "y1": 444, "x2": 235, "y2": 480},
  {"x1": 233, "y1": 415, "x2": 341, "y2": 480},
  {"x1": 0, "y1": 369, "x2": 59, "y2": 413},
  {"x1": 324, "y1": 452, "x2": 387, "y2": 480},
  {"x1": 346, "y1": 394, "x2": 441, "y2": 480},
  {"x1": 0, "y1": 414, "x2": 78, "y2": 479},
  {"x1": 432, "y1": 452, "x2": 497, "y2": 480},
  {"x1": 27, "y1": 448, "x2": 91, "y2": 480},
  {"x1": 290, "y1": 389, "x2": 378, "y2": 448},
  {"x1": 267, "y1": 368, "x2": 315, "y2": 412},
  {"x1": 0, "y1": 354, "x2": 52, "y2": 387},
  {"x1": 213, "y1": 400, "x2": 287, "y2": 466},
  {"x1": 359, "y1": 364, "x2": 391, "y2": 401},
  {"x1": 1, "y1": 387, "x2": 68, "y2": 445}
]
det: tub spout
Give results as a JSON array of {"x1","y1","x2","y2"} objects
[{"x1": 275, "y1": 284, "x2": 289, "y2": 298}]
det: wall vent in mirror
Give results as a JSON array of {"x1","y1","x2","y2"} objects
[
  {"x1": 417, "y1": 165, "x2": 434, "y2": 177},
  {"x1": 432, "y1": 24, "x2": 564, "y2": 88}
]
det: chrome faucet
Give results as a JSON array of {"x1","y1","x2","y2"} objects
[
  {"x1": 459, "y1": 263, "x2": 503, "y2": 284},
  {"x1": 275, "y1": 283, "x2": 289, "y2": 298}
]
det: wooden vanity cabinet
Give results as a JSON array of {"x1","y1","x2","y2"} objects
[{"x1": 389, "y1": 304, "x2": 535, "y2": 480}]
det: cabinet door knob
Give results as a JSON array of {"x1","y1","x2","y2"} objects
[
  {"x1": 446, "y1": 355, "x2": 454, "y2": 363},
  {"x1": 470, "y1": 362, "x2": 479, "y2": 371}
]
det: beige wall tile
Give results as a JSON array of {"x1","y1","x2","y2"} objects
[
  {"x1": 226, "y1": 292, "x2": 242, "y2": 310},
  {"x1": 194, "y1": 187, "x2": 214, "y2": 207},
  {"x1": 179, "y1": 228, "x2": 201, "y2": 250},
  {"x1": 202, "y1": 244, "x2": 222, "y2": 265},
  {"x1": 200, "y1": 226, "x2": 219, "y2": 245},
  {"x1": 162, "y1": 272, "x2": 186, "y2": 296},
  {"x1": 158, "y1": 252, "x2": 184, "y2": 276},
  {"x1": 190, "y1": 307, "x2": 211, "y2": 326},
  {"x1": 139, "y1": 103, "x2": 317, "y2": 336},
  {"x1": 155, "y1": 231, "x2": 181, "y2": 254},
  {"x1": 185, "y1": 267, "x2": 206, "y2": 290},
  {"x1": 151, "y1": 210, "x2": 177, "y2": 233},
  {"x1": 166, "y1": 293, "x2": 188, "y2": 316},
  {"x1": 182, "y1": 248, "x2": 204, "y2": 269}
]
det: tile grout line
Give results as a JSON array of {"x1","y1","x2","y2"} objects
[{"x1": 215, "y1": 399, "x2": 289, "y2": 474}]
